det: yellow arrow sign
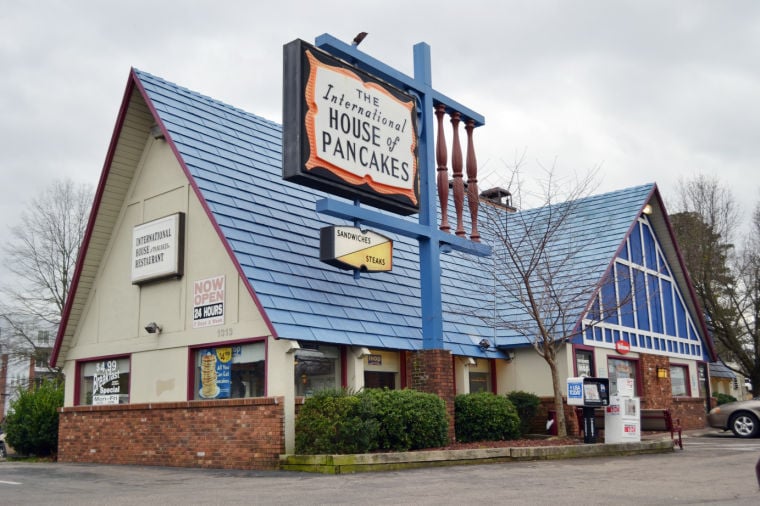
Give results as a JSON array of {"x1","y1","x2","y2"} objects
[{"x1": 320, "y1": 226, "x2": 393, "y2": 272}]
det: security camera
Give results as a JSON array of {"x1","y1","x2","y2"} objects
[{"x1": 145, "y1": 322, "x2": 162, "y2": 334}]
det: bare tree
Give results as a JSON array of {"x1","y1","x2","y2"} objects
[
  {"x1": 0, "y1": 179, "x2": 93, "y2": 377},
  {"x1": 731, "y1": 204, "x2": 760, "y2": 391},
  {"x1": 669, "y1": 175, "x2": 759, "y2": 394},
  {"x1": 473, "y1": 165, "x2": 611, "y2": 437}
]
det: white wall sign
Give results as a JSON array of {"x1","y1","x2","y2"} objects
[
  {"x1": 92, "y1": 360, "x2": 121, "y2": 405},
  {"x1": 193, "y1": 275, "x2": 225, "y2": 328},
  {"x1": 131, "y1": 213, "x2": 184, "y2": 284}
]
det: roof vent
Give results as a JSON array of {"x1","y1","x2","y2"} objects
[{"x1": 480, "y1": 187, "x2": 516, "y2": 212}]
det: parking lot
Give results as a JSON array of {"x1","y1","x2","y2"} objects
[{"x1": 1, "y1": 430, "x2": 759, "y2": 505}]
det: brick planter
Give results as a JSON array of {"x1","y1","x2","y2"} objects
[{"x1": 58, "y1": 397, "x2": 284, "y2": 470}]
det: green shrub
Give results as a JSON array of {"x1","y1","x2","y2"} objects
[
  {"x1": 715, "y1": 392, "x2": 737, "y2": 405},
  {"x1": 455, "y1": 392, "x2": 521, "y2": 443},
  {"x1": 506, "y1": 390, "x2": 541, "y2": 436},
  {"x1": 294, "y1": 389, "x2": 378, "y2": 454},
  {"x1": 357, "y1": 389, "x2": 448, "y2": 451},
  {"x1": 5, "y1": 379, "x2": 64, "y2": 457},
  {"x1": 294, "y1": 388, "x2": 448, "y2": 454}
]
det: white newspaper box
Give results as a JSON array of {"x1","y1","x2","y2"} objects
[{"x1": 604, "y1": 378, "x2": 641, "y2": 443}]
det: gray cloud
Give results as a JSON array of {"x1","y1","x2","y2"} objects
[{"x1": 1, "y1": 0, "x2": 758, "y2": 261}]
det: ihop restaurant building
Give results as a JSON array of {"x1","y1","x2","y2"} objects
[{"x1": 52, "y1": 38, "x2": 715, "y2": 470}]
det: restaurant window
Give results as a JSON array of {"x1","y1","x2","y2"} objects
[
  {"x1": 193, "y1": 342, "x2": 265, "y2": 400},
  {"x1": 469, "y1": 359, "x2": 492, "y2": 393},
  {"x1": 363, "y1": 350, "x2": 400, "y2": 389},
  {"x1": 575, "y1": 349, "x2": 595, "y2": 377},
  {"x1": 79, "y1": 357, "x2": 130, "y2": 405},
  {"x1": 294, "y1": 345, "x2": 341, "y2": 396},
  {"x1": 670, "y1": 365, "x2": 689, "y2": 397},
  {"x1": 365, "y1": 371, "x2": 396, "y2": 389},
  {"x1": 607, "y1": 357, "x2": 638, "y2": 396}
]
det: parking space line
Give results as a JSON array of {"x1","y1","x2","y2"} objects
[{"x1": 0, "y1": 480, "x2": 22, "y2": 485}]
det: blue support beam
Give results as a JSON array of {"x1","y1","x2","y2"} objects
[{"x1": 315, "y1": 34, "x2": 491, "y2": 349}]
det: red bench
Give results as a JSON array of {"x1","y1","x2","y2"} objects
[{"x1": 576, "y1": 407, "x2": 682, "y2": 449}]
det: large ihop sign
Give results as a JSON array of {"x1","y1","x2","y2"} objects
[{"x1": 283, "y1": 39, "x2": 420, "y2": 215}]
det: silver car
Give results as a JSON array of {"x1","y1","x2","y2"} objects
[{"x1": 707, "y1": 397, "x2": 760, "y2": 438}]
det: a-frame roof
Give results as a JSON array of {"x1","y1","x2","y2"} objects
[
  {"x1": 52, "y1": 69, "x2": 716, "y2": 366},
  {"x1": 490, "y1": 184, "x2": 657, "y2": 344},
  {"x1": 488, "y1": 183, "x2": 716, "y2": 361}
]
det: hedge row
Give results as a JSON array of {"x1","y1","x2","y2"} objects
[
  {"x1": 295, "y1": 389, "x2": 540, "y2": 454},
  {"x1": 295, "y1": 388, "x2": 448, "y2": 454}
]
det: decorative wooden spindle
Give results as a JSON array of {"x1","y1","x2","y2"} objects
[
  {"x1": 465, "y1": 119, "x2": 480, "y2": 242},
  {"x1": 450, "y1": 112, "x2": 465, "y2": 237},
  {"x1": 435, "y1": 105, "x2": 450, "y2": 232}
]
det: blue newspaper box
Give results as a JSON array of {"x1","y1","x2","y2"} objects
[
  {"x1": 567, "y1": 377, "x2": 609, "y2": 407},
  {"x1": 567, "y1": 377, "x2": 610, "y2": 443}
]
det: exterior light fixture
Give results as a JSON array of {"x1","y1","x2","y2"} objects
[
  {"x1": 657, "y1": 366, "x2": 669, "y2": 379},
  {"x1": 150, "y1": 125, "x2": 165, "y2": 140},
  {"x1": 144, "y1": 322, "x2": 162, "y2": 334},
  {"x1": 642, "y1": 204, "x2": 653, "y2": 215}
]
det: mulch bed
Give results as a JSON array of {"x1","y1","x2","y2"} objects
[{"x1": 422, "y1": 437, "x2": 582, "y2": 451}]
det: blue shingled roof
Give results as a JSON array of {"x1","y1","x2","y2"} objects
[
  {"x1": 488, "y1": 185, "x2": 655, "y2": 347},
  {"x1": 133, "y1": 69, "x2": 655, "y2": 358}
]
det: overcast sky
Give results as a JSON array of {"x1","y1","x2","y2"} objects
[{"x1": 2, "y1": 1, "x2": 758, "y2": 263}]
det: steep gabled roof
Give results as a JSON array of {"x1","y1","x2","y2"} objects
[
  {"x1": 53, "y1": 69, "x2": 715, "y2": 366},
  {"x1": 490, "y1": 184, "x2": 657, "y2": 346}
]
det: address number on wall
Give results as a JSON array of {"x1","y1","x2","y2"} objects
[{"x1": 217, "y1": 327, "x2": 234, "y2": 338}]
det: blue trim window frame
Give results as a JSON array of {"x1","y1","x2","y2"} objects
[{"x1": 582, "y1": 215, "x2": 703, "y2": 361}]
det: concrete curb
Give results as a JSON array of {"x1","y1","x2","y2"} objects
[{"x1": 280, "y1": 439, "x2": 675, "y2": 474}]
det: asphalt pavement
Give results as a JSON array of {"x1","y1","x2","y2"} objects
[{"x1": 1, "y1": 429, "x2": 759, "y2": 505}]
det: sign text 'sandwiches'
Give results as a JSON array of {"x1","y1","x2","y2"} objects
[
  {"x1": 283, "y1": 39, "x2": 419, "y2": 215},
  {"x1": 320, "y1": 226, "x2": 393, "y2": 272}
]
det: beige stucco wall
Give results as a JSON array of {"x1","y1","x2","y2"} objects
[
  {"x1": 454, "y1": 356, "x2": 472, "y2": 394},
  {"x1": 500, "y1": 346, "x2": 571, "y2": 398},
  {"x1": 61, "y1": 136, "x2": 276, "y2": 407}
]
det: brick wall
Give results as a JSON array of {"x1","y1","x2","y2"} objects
[
  {"x1": 406, "y1": 349, "x2": 456, "y2": 441},
  {"x1": 670, "y1": 397, "x2": 707, "y2": 430},
  {"x1": 639, "y1": 354, "x2": 672, "y2": 409},
  {"x1": 58, "y1": 397, "x2": 284, "y2": 470},
  {"x1": 536, "y1": 397, "x2": 582, "y2": 436}
]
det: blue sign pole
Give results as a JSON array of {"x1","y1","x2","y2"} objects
[{"x1": 314, "y1": 34, "x2": 490, "y2": 349}]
